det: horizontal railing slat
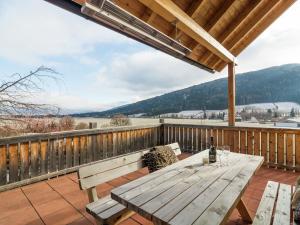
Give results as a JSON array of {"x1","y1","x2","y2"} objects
[{"x1": 0, "y1": 124, "x2": 161, "y2": 145}]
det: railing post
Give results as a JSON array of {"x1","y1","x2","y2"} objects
[
  {"x1": 159, "y1": 119, "x2": 165, "y2": 145},
  {"x1": 228, "y1": 62, "x2": 236, "y2": 127},
  {"x1": 89, "y1": 122, "x2": 97, "y2": 129}
]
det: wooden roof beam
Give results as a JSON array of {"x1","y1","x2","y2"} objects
[
  {"x1": 199, "y1": 0, "x2": 262, "y2": 67},
  {"x1": 207, "y1": 0, "x2": 281, "y2": 69},
  {"x1": 138, "y1": 0, "x2": 235, "y2": 63},
  {"x1": 215, "y1": 0, "x2": 296, "y2": 71}
]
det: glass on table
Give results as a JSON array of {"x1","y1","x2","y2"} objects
[
  {"x1": 202, "y1": 156, "x2": 209, "y2": 165},
  {"x1": 217, "y1": 145, "x2": 231, "y2": 166}
]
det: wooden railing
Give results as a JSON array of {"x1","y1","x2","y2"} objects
[
  {"x1": 0, "y1": 124, "x2": 161, "y2": 191},
  {"x1": 1, "y1": 122, "x2": 300, "y2": 191},
  {"x1": 162, "y1": 123, "x2": 300, "y2": 171}
]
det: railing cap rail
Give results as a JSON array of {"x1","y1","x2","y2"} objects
[
  {"x1": 0, "y1": 124, "x2": 161, "y2": 145},
  {"x1": 163, "y1": 123, "x2": 300, "y2": 133}
]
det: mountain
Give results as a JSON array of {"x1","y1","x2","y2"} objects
[{"x1": 75, "y1": 64, "x2": 300, "y2": 117}]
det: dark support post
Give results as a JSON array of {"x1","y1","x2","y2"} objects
[
  {"x1": 228, "y1": 62, "x2": 236, "y2": 127},
  {"x1": 89, "y1": 122, "x2": 97, "y2": 129},
  {"x1": 159, "y1": 118, "x2": 165, "y2": 124},
  {"x1": 159, "y1": 119, "x2": 165, "y2": 145}
]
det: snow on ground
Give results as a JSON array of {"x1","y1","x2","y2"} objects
[
  {"x1": 235, "y1": 102, "x2": 300, "y2": 113},
  {"x1": 160, "y1": 102, "x2": 300, "y2": 118}
]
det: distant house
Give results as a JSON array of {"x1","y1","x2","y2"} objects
[
  {"x1": 274, "y1": 117, "x2": 300, "y2": 128},
  {"x1": 250, "y1": 117, "x2": 259, "y2": 123},
  {"x1": 223, "y1": 115, "x2": 242, "y2": 122}
]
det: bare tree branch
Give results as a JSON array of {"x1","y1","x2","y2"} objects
[{"x1": 0, "y1": 66, "x2": 61, "y2": 136}]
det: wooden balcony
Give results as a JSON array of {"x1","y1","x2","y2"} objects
[
  {"x1": 0, "y1": 156, "x2": 299, "y2": 225},
  {"x1": 0, "y1": 123, "x2": 300, "y2": 224}
]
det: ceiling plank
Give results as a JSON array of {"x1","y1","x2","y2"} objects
[
  {"x1": 215, "y1": 0, "x2": 296, "y2": 71},
  {"x1": 207, "y1": 0, "x2": 281, "y2": 69},
  {"x1": 189, "y1": 0, "x2": 235, "y2": 60},
  {"x1": 138, "y1": 0, "x2": 235, "y2": 63},
  {"x1": 147, "y1": 12, "x2": 157, "y2": 23},
  {"x1": 169, "y1": 0, "x2": 204, "y2": 40},
  {"x1": 199, "y1": 0, "x2": 262, "y2": 66}
]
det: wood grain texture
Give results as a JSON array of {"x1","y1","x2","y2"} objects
[
  {"x1": 269, "y1": 132, "x2": 276, "y2": 166},
  {"x1": 286, "y1": 134, "x2": 294, "y2": 168},
  {"x1": 49, "y1": 139, "x2": 57, "y2": 172},
  {"x1": 261, "y1": 132, "x2": 268, "y2": 163},
  {"x1": 0, "y1": 145, "x2": 7, "y2": 185},
  {"x1": 277, "y1": 133, "x2": 284, "y2": 167},
  {"x1": 65, "y1": 137, "x2": 73, "y2": 168},
  {"x1": 30, "y1": 142, "x2": 39, "y2": 177},
  {"x1": 112, "y1": 151, "x2": 263, "y2": 225},
  {"x1": 254, "y1": 131, "x2": 261, "y2": 156},
  {"x1": 58, "y1": 139, "x2": 65, "y2": 170},
  {"x1": 40, "y1": 141, "x2": 48, "y2": 175},
  {"x1": 228, "y1": 62, "x2": 235, "y2": 126},
  {"x1": 20, "y1": 143, "x2": 29, "y2": 180},
  {"x1": 252, "y1": 181, "x2": 279, "y2": 225},
  {"x1": 296, "y1": 134, "x2": 300, "y2": 169},
  {"x1": 73, "y1": 137, "x2": 80, "y2": 166},
  {"x1": 273, "y1": 183, "x2": 291, "y2": 225}
]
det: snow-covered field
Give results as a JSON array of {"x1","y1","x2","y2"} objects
[
  {"x1": 73, "y1": 117, "x2": 279, "y2": 128},
  {"x1": 160, "y1": 102, "x2": 300, "y2": 118},
  {"x1": 235, "y1": 102, "x2": 300, "y2": 113},
  {"x1": 73, "y1": 102, "x2": 300, "y2": 129}
]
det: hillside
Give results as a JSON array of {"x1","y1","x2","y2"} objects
[{"x1": 75, "y1": 64, "x2": 300, "y2": 117}]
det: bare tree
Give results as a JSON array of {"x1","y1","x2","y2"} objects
[
  {"x1": 110, "y1": 114, "x2": 131, "y2": 126},
  {"x1": 75, "y1": 122, "x2": 89, "y2": 130},
  {"x1": 0, "y1": 66, "x2": 60, "y2": 136},
  {"x1": 59, "y1": 116, "x2": 75, "y2": 130}
]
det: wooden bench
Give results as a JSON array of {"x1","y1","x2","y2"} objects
[
  {"x1": 78, "y1": 143, "x2": 181, "y2": 225},
  {"x1": 253, "y1": 181, "x2": 293, "y2": 225}
]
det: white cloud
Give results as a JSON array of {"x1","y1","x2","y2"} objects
[
  {"x1": 0, "y1": 0, "x2": 299, "y2": 113},
  {"x1": 79, "y1": 56, "x2": 100, "y2": 66},
  {"x1": 29, "y1": 91, "x2": 112, "y2": 112},
  {"x1": 237, "y1": 1, "x2": 300, "y2": 73},
  {"x1": 0, "y1": 0, "x2": 131, "y2": 65},
  {"x1": 94, "y1": 50, "x2": 221, "y2": 102}
]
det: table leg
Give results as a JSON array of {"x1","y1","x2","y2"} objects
[
  {"x1": 107, "y1": 209, "x2": 135, "y2": 225},
  {"x1": 236, "y1": 198, "x2": 253, "y2": 223}
]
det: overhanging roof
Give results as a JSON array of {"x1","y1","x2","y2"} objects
[{"x1": 45, "y1": 0, "x2": 296, "y2": 73}]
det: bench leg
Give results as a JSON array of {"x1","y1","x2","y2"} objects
[
  {"x1": 236, "y1": 198, "x2": 253, "y2": 223},
  {"x1": 106, "y1": 209, "x2": 135, "y2": 225}
]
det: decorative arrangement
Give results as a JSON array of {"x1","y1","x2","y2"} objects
[{"x1": 143, "y1": 145, "x2": 178, "y2": 173}]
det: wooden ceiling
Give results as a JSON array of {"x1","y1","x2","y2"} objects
[{"x1": 56, "y1": 0, "x2": 296, "y2": 72}]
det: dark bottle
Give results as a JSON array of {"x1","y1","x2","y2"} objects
[{"x1": 209, "y1": 136, "x2": 216, "y2": 163}]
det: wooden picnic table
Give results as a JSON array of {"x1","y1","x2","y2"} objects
[{"x1": 111, "y1": 150, "x2": 264, "y2": 225}]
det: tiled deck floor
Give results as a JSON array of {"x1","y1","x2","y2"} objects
[{"x1": 0, "y1": 153, "x2": 299, "y2": 225}]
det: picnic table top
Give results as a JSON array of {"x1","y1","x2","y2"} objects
[{"x1": 111, "y1": 150, "x2": 264, "y2": 225}]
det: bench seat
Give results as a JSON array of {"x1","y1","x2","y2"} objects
[
  {"x1": 86, "y1": 196, "x2": 128, "y2": 225},
  {"x1": 253, "y1": 181, "x2": 292, "y2": 225}
]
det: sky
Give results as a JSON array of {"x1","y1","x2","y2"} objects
[{"x1": 0, "y1": 0, "x2": 300, "y2": 113}]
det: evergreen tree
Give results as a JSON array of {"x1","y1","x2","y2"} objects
[{"x1": 290, "y1": 108, "x2": 296, "y2": 117}]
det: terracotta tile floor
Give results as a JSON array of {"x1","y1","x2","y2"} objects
[{"x1": 0, "y1": 153, "x2": 299, "y2": 225}]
